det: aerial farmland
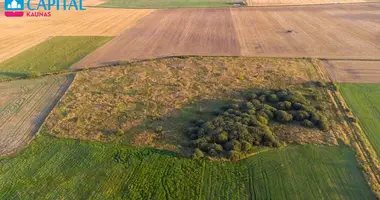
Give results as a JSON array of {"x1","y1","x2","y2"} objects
[{"x1": 0, "y1": 0, "x2": 379, "y2": 199}]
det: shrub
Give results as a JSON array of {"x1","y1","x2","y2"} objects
[
  {"x1": 208, "y1": 149, "x2": 218, "y2": 156},
  {"x1": 301, "y1": 120, "x2": 314, "y2": 128},
  {"x1": 350, "y1": 117, "x2": 358, "y2": 123},
  {"x1": 232, "y1": 140, "x2": 241, "y2": 151},
  {"x1": 116, "y1": 129, "x2": 125, "y2": 136},
  {"x1": 248, "y1": 93, "x2": 258, "y2": 100},
  {"x1": 213, "y1": 144, "x2": 224, "y2": 152},
  {"x1": 26, "y1": 71, "x2": 41, "y2": 79},
  {"x1": 275, "y1": 110, "x2": 293, "y2": 123},
  {"x1": 316, "y1": 81, "x2": 327, "y2": 87},
  {"x1": 192, "y1": 148, "x2": 204, "y2": 159},
  {"x1": 241, "y1": 140, "x2": 252, "y2": 151},
  {"x1": 294, "y1": 111, "x2": 310, "y2": 121},
  {"x1": 195, "y1": 120, "x2": 205, "y2": 127},
  {"x1": 216, "y1": 131, "x2": 229, "y2": 144},
  {"x1": 292, "y1": 102, "x2": 303, "y2": 110},
  {"x1": 224, "y1": 141, "x2": 234, "y2": 151},
  {"x1": 155, "y1": 126, "x2": 164, "y2": 133},
  {"x1": 257, "y1": 116, "x2": 268, "y2": 126},
  {"x1": 267, "y1": 94, "x2": 279, "y2": 102},
  {"x1": 258, "y1": 95, "x2": 267, "y2": 102}
]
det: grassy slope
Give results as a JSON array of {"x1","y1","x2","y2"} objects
[
  {"x1": 99, "y1": 0, "x2": 236, "y2": 8},
  {"x1": 0, "y1": 36, "x2": 112, "y2": 80},
  {"x1": 0, "y1": 133, "x2": 373, "y2": 199},
  {"x1": 339, "y1": 83, "x2": 380, "y2": 157}
]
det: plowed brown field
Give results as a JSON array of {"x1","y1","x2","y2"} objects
[
  {"x1": 0, "y1": 75, "x2": 74, "y2": 155},
  {"x1": 74, "y1": 4, "x2": 380, "y2": 68},
  {"x1": 231, "y1": 3, "x2": 380, "y2": 59},
  {"x1": 246, "y1": 0, "x2": 379, "y2": 6},
  {"x1": 323, "y1": 60, "x2": 380, "y2": 83},
  {"x1": 72, "y1": 8, "x2": 241, "y2": 68},
  {"x1": 0, "y1": 8, "x2": 154, "y2": 62}
]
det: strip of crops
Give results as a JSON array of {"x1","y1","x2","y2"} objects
[
  {"x1": 339, "y1": 83, "x2": 380, "y2": 157},
  {"x1": 0, "y1": 132, "x2": 373, "y2": 199}
]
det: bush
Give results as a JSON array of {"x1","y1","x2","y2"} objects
[
  {"x1": 292, "y1": 102, "x2": 303, "y2": 110},
  {"x1": 216, "y1": 131, "x2": 229, "y2": 144},
  {"x1": 316, "y1": 81, "x2": 327, "y2": 87},
  {"x1": 192, "y1": 148, "x2": 204, "y2": 159},
  {"x1": 258, "y1": 95, "x2": 267, "y2": 102},
  {"x1": 257, "y1": 116, "x2": 268, "y2": 126},
  {"x1": 224, "y1": 141, "x2": 234, "y2": 151},
  {"x1": 241, "y1": 140, "x2": 252, "y2": 151},
  {"x1": 275, "y1": 110, "x2": 293, "y2": 123},
  {"x1": 350, "y1": 117, "x2": 358, "y2": 123},
  {"x1": 155, "y1": 126, "x2": 164, "y2": 133},
  {"x1": 267, "y1": 94, "x2": 279, "y2": 102},
  {"x1": 248, "y1": 93, "x2": 258, "y2": 100},
  {"x1": 208, "y1": 149, "x2": 218, "y2": 156},
  {"x1": 116, "y1": 129, "x2": 125, "y2": 136},
  {"x1": 213, "y1": 144, "x2": 224, "y2": 152},
  {"x1": 294, "y1": 111, "x2": 310, "y2": 121},
  {"x1": 301, "y1": 120, "x2": 314, "y2": 128},
  {"x1": 26, "y1": 71, "x2": 41, "y2": 79}
]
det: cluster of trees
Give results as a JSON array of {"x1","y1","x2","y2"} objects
[{"x1": 186, "y1": 89, "x2": 330, "y2": 159}]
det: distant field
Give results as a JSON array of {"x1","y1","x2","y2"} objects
[
  {"x1": 339, "y1": 83, "x2": 380, "y2": 156},
  {"x1": 323, "y1": 61, "x2": 380, "y2": 83},
  {"x1": 0, "y1": 133, "x2": 373, "y2": 199},
  {"x1": 0, "y1": 8, "x2": 154, "y2": 62},
  {"x1": 246, "y1": 0, "x2": 379, "y2": 6},
  {"x1": 0, "y1": 36, "x2": 111, "y2": 80},
  {"x1": 75, "y1": 4, "x2": 380, "y2": 68},
  {"x1": 0, "y1": 75, "x2": 73, "y2": 155},
  {"x1": 99, "y1": 0, "x2": 236, "y2": 8}
]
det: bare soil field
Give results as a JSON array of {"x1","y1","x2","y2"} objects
[
  {"x1": 323, "y1": 60, "x2": 380, "y2": 83},
  {"x1": 0, "y1": 75, "x2": 73, "y2": 155},
  {"x1": 72, "y1": 8, "x2": 241, "y2": 68},
  {"x1": 0, "y1": 8, "x2": 154, "y2": 62},
  {"x1": 74, "y1": 4, "x2": 380, "y2": 68},
  {"x1": 231, "y1": 3, "x2": 380, "y2": 59},
  {"x1": 246, "y1": 0, "x2": 380, "y2": 6}
]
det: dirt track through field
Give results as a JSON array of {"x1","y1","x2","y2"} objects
[
  {"x1": 74, "y1": 3, "x2": 380, "y2": 68},
  {"x1": 323, "y1": 60, "x2": 380, "y2": 83},
  {"x1": 73, "y1": 8, "x2": 241, "y2": 68},
  {"x1": 0, "y1": 75, "x2": 74, "y2": 155},
  {"x1": 0, "y1": 8, "x2": 154, "y2": 62}
]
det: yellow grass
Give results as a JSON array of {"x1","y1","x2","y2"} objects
[{"x1": 0, "y1": 8, "x2": 154, "y2": 62}]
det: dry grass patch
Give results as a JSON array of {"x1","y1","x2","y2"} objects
[{"x1": 46, "y1": 57, "x2": 340, "y2": 150}]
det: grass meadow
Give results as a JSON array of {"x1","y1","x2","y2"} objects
[
  {"x1": 99, "y1": 0, "x2": 238, "y2": 8},
  {"x1": 0, "y1": 36, "x2": 112, "y2": 80},
  {"x1": 339, "y1": 83, "x2": 380, "y2": 157},
  {"x1": 0, "y1": 130, "x2": 373, "y2": 199}
]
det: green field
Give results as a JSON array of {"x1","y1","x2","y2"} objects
[
  {"x1": 0, "y1": 130, "x2": 373, "y2": 199},
  {"x1": 340, "y1": 83, "x2": 380, "y2": 157},
  {"x1": 99, "y1": 0, "x2": 238, "y2": 8},
  {"x1": 0, "y1": 36, "x2": 112, "y2": 80}
]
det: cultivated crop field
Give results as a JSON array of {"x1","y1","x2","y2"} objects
[
  {"x1": 73, "y1": 8, "x2": 241, "y2": 68},
  {"x1": 0, "y1": 8, "x2": 154, "y2": 62},
  {"x1": 323, "y1": 61, "x2": 380, "y2": 83},
  {"x1": 339, "y1": 83, "x2": 380, "y2": 156},
  {"x1": 0, "y1": 133, "x2": 373, "y2": 199},
  {"x1": 75, "y1": 3, "x2": 380, "y2": 68},
  {"x1": 0, "y1": 36, "x2": 112, "y2": 80},
  {"x1": 0, "y1": 75, "x2": 73, "y2": 155}
]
